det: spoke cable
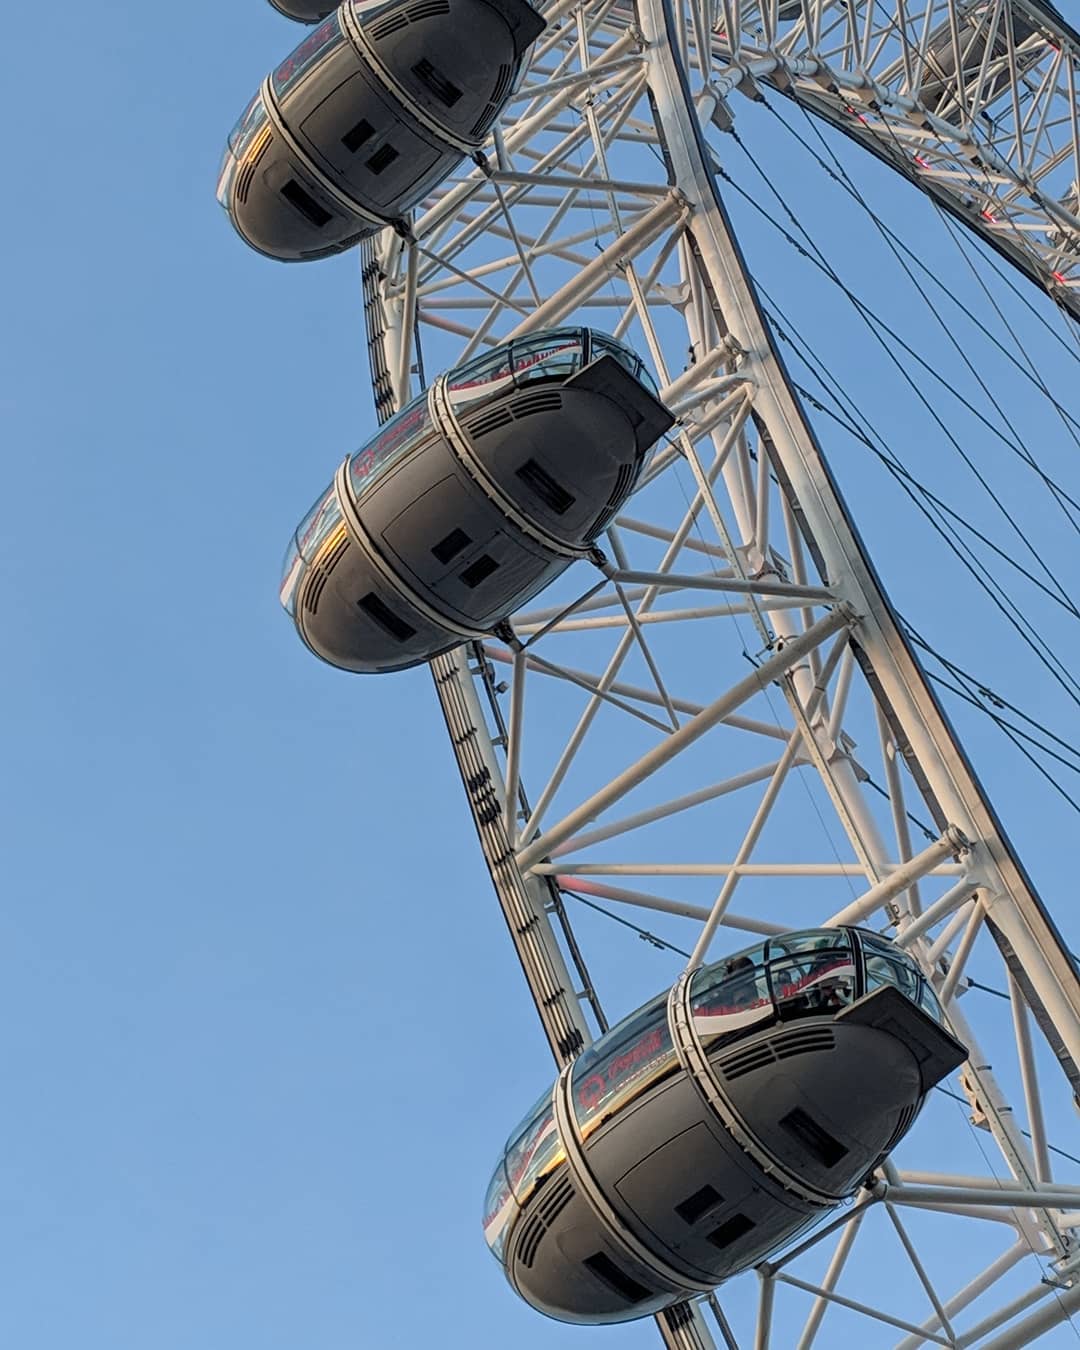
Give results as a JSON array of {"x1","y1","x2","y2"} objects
[
  {"x1": 718, "y1": 126, "x2": 1080, "y2": 612},
  {"x1": 766, "y1": 93, "x2": 1080, "y2": 534},
  {"x1": 757, "y1": 283, "x2": 1080, "y2": 714}
]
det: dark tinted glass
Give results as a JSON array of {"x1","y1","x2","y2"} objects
[
  {"x1": 590, "y1": 331, "x2": 657, "y2": 391},
  {"x1": 864, "y1": 952, "x2": 920, "y2": 1001},
  {"x1": 445, "y1": 332, "x2": 586, "y2": 412},
  {"x1": 689, "y1": 945, "x2": 772, "y2": 1046},
  {"x1": 768, "y1": 948, "x2": 857, "y2": 1017},
  {"x1": 228, "y1": 90, "x2": 269, "y2": 155},
  {"x1": 570, "y1": 991, "x2": 676, "y2": 1137},
  {"x1": 279, "y1": 536, "x2": 304, "y2": 615},
  {"x1": 769, "y1": 930, "x2": 851, "y2": 959},
  {"x1": 504, "y1": 1089, "x2": 564, "y2": 1206},
  {"x1": 349, "y1": 398, "x2": 433, "y2": 499},
  {"x1": 271, "y1": 13, "x2": 344, "y2": 99},
  {"x1": 918, "y1": 979, "x2": 946, "y2": 1023},
  {"x1": 482, "y1": 1157, "x2": 517, "y2": 1263},
  {"x1": 295, "y1": 483, "x2": 343, "y2": 563}
]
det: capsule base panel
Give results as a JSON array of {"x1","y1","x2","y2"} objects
[
  {"x1": 298, "y1": 534, "x2": 465, "y2": 672},
  {"x1": 506, "y1": 1173, "x2": 686, "y2": 1326},
  {"x1": 597, "y1": 1077, "x2": 823, "y2": 1283}
]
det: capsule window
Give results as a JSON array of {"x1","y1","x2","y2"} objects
[
  {"x1": 674, "y1": 1184, "x2": 722, "y2": 1226},
  {"x1": 412, "y1": 59, "x2": 463, "y2": 108},
  {"x1": 357, "y1": 592, "x2": 417, "y2": 642},
  {"x1": 515, "y1": 458, "x2": 575, "y2": 515},
  {"x1": 582, "y1": 1253, "x2": 650, "y2": 1304},
  {"x1": 365, "y1": 144, "x2": 400, "y2": 175},
  {"x1": 280, "y1": 178, "x2": 332, "y2": 228},
  {"x1": 706, "y1": 1214, "x2": 755, "y2": 1249},
  {"x1": 341, "y1": 119, "x2": 375, "y2": 153},
  {"x1": 431, "y1": 528, "x2": 472, "y2": 565},
  {"x1": 461, "y1": 554, "x2": 499, "y2": 588},
  {"x1": 780, "y1": 1107, "x2": 847, "y2": 1168}
]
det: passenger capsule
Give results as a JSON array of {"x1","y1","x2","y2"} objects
[
  {"x1": 218, "y1": 0, "x2": 544, "y2": 260},
  {"x1": 483, "y1": 928, "x2": 967, "y2": 1324},
  {"x1": 280, "y1": 329, "x2": 674, "y2": 673}
]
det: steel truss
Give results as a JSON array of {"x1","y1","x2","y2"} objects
[
  {"x1": 700, "y1": 0, "x2": 1080, "y2": 320},
  {"x1": 358, "y1": 0, "x2": 1080, "y2": 1343}
]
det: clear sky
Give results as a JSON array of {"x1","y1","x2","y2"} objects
[{"x1": 3, "y1": 4, "x2": 1079, "y2": 1349}]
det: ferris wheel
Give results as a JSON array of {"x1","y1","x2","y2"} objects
[{"x1": 219, "y1": 1, "x2": 1080, "y2": 1345}]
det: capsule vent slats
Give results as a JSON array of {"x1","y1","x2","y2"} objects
[
  {"x1": 537, "y1": 1172, "x2": 574, "y2": 1224},
  {"x1": 491, "y1": 62, "x2": 514, "y2": 105},
  {"x1": 717, "y1": 1026, "x2": 833, "y2": 1081},
  {"x1": 405, "y1": 0, "x2": 451, "y2": 19},
  {"x1": 588, "y1": 461, "x2": 638, "y2": 537},
  {"x1": 517, "y1": 1215, "x2": 545, "y2": 1268},
  {"x1": 470, "y1": 104, "x2": 500, "y2": 138},
  {"x1": 882, "y1": 1101, "x2": 918, "y2": 1154},
  {"x1": 306, "y1": 570, "x2": 329, "y2": 615},
  {"x1": 235, "y1": 131, "x2": 271, "y2": 206},
  {"x1": 236, "y1": 161, "x2": 257, "y2": 207},
  {"x1": 610, "y1": 461, "x2": 637, "y2": 503},
  {"x1": 717, "y1": 1042, "x2": 775, "y2": 1081},
  {"x1": 511, "y1": 389, "x2": 563, "y2": 419},
  {"x1": 517, "y1": 1174, "x2": 574, "y2": 1269},
  {"x1": 773, "y1": 1026, "x2": 835, "y2": 1060},
  {"x1": 303, "y1": 534, "x2": 349, "y2": 616},
  {"x1": 369, "y1": 12, "x2": 408, "y2": 38},
  {"x1": 370, "y1": 0, "x2": 448, "y2": 40},
  {"x1": 469, "y1": 65, "x2": 515, "y2": 138},
  {"x1": 461, "y1": 391, "x2": 561, "y2": 440},
  {"x1": 463, "y1": 405, "x2": 514, "y2": 438}
]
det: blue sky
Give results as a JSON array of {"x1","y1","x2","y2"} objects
[{"x1": 3, "y1": 4, "x2": 1079, "y2": 1348}]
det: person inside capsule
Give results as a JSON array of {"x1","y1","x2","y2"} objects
[{"x1": 484, "y1": 926, "x2": 965, "y2": 1325}]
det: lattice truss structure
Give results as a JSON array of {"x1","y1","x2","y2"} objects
[
  {"x1": 358, "y1": 0, "x2": 1080, "y2": 1345},
  {"x1": 706, "y1": 0, "x2": 1080, "y2": 318}
]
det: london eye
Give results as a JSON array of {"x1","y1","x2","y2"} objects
[{"x1": 217, "y1": 2, "x2": 1080, "y2": 1345}]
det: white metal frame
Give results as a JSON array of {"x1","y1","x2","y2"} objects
[{"x1": 357, "y1": 1, "x2": 1080, "y2": 1344}]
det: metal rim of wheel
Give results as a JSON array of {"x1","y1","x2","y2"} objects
[{"x1": 358, "y1": 3, "x2": 1080, "y2": 1346}]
